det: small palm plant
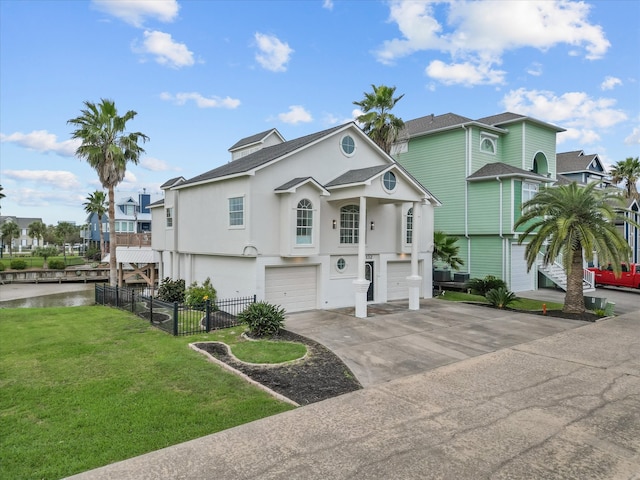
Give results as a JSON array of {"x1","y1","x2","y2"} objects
[{"x1": 485, "y1": 287, "x2": 518, "y2": 309}]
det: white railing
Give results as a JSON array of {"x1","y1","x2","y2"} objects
[{"x1": 537, "y1": 251, "x2": 595, "y2": 291}]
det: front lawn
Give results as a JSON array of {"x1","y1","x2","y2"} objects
[
  {"x1": 438, "y1": 290, "x2": 564, "y2": 311},
  {"x1": 0, "y1": 306, "x2": 294, "y2": 480}
]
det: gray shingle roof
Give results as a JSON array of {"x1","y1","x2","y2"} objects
[
  {"x1": 476, "y1": 112, "x2": 565, "y2": 132},
  {"x1": 554, "y1": 174, "x2": 574, "y2": 186},
  {"x1": 556, "y1": 150, "x2": 601, "y2": 173},
  {"x1": 403, "y1": 113, "x2": 475, "y2": 137},
  {"x1": 325, "y1": 165, "x2": 390, "y2": 187},
  {"x1": 228, "y1": 128, "x2": 281, "y2": 151},
  {"x1": 467, "y1": 162, "x2": 551, "y2": 182},
  {"x1": 160, "y1": 176, "x2": 186, "y2": 189},
  {"x1": 177, "y1": 124, "x2": 347, "y2": 187}
]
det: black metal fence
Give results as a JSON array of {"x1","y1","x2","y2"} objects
[{"x1": 95, "y1": 284, "x2": 255, "y2": 336}]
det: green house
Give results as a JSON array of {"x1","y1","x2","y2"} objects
[{"x1": 393, "y1": 112, "x2": 564, "y2": 292}]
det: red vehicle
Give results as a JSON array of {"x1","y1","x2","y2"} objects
[{"x1": 589, "y1": 263, "x2": 640, "y2": 289}]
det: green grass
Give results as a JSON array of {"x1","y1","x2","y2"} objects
[
  {"x1": 0, "y1": 306, "x2": 294, "y2": 480},
  {"x1": 437, "y1": 290, "x2": 564, "y2": 311},
  {"x1": 0, "y1": 255, "x2": 86, "y2": 269},
  {"x1": 231, "y1": 340, "x2": 307, "y2": 364}
]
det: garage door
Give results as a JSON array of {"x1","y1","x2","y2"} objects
[
  {"x1": 510, "y1": 244, "x2": 534, "y2": 292},
  {"x1": 387, "y1": 261, "x2": 419, "y2": 301},
  {"x1": 265, "y1": 266, "x2": 317, "y2": 313}
]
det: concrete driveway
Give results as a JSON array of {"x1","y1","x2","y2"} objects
[{"x1": 285, "y1": 297, "x2": 588, "y2": 387}]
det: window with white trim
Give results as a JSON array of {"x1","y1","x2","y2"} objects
[
  {"x1": 405, "y1": 208, "x2": 413, "y2": 244},
  {"x1": 166, "y1": 207, "x2": 173, "y2": 228},
  {"x1": 480, "y1": 133, "x2": 497, "y2": 154},
  {"x1": 229, "y1": 197, "x2": 244, "y2": 227},
  {"x1": 296, "y1": 199, "x2": 313, "y2": 245},
  {"x1": 340, "y1": 205, "x2": 359, "y2": 244},
  {"x1": 382, "y1": 171, "x2": 397, "y2": 192},
  {"x1": 522, "y1": 182, "x2": 539, "y2": 203}
]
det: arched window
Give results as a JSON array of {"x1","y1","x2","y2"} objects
[
  {"x1": 340, "y1": 205, "x2": 359, "y2": 244},
  {"x1": 296, "y1": 199, "x2": 313, "y2": 245},
  {"x1": 405, "y1": 208, "x2": 413, "y2": 244},
  {"x1": 480, "y1": 137, "x2": 496, "y2": 154}
]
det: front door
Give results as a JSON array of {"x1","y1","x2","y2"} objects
[{"x1": 365, "y1": 261, "x2": 374, "y2": 301}]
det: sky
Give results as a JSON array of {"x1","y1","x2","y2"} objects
[{"x1": 1, "y1": 0, "x2": 639, "y2": 226}]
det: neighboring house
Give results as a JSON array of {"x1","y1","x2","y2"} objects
[
  {"x1": 0, "y1": 216, "x2": 44, "y2": 253},
  {"x1": 393, "y1": 112, "x2": 564, "y2": 292},
  {"x1": 85, "y1": 191, "x2": 154, "y2": 253},
  {"x1": 151, "y1": 123, "x2": 440, "y2": 317},
  {"x1": 556, "y1": 150, "x2": 639, "y2": 264}
]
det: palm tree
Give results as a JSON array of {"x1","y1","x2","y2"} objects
[
  {"x1": 55, "y1": 221, "x2": 77, "y2": 266},
  {"x1": 68, "y1": 99, "x2": 149, "y2": 286},
  {"x1": 610, "y1": 156, "x2": 640, "y2": 200},
  {"x1": 353, "y1": 84, "x2": 405, "y2": 154},
  {"x1": 1, "y1": 220, "x2": 20, "y2": 258},
  {"x1": 28, "y1": 220, "x2": 47, "y2": 248},
  {"x1": 0, "y1": 184, "x2": 5, "y2": 210},
  {"x1": 514, "y1": 182, "x2": 638, "y2": 314},
  {"x1": 433, "y1": 230, "x2": 464, "y2": 270},
  {"x1": 83, "y1": 191, "x2": 108, "y2": 259}
]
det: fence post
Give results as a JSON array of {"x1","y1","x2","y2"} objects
[
  {"x1": 173, "y1": 302, "x2": 179, "y2": 336},
  {"x1": 131, "y1": 290, "x2": 135, "y2": 313},
  {"x1": 205, "y1": 299, "x2": 211, "y2": 333},
  {"x1": 149, "y1": 294, "x2": 153, "y2": 324},
  {"x1": 115, "y1": 285, "x2": 119, "y2": 308}
]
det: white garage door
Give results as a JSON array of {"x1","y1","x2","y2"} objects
[
  {"x1": 510, "y1": 244, "x2": 534, "y2": 292},
  {"x1": 387, "y1": 261, "x2": 417, "y2": 301},
  {"x1": 265, "y1": 266, "x2": 317, "y2": 313}
]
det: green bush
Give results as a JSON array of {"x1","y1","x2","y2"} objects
[
  {"x1": 10, "y1": 259, "x2": 28, "y2": 270},
  {"x1": 466, "y1": 275, "x2": 507, "y2": 296},
  {"x1": 85, "y1": 246, "x2": 102, "y2": 261},
  {"x1": 185, "y1": 277, "x2": 217, "y2": 310},
  {"x1": 238, "y1": 301, "x2": 286, "y2": 338},
  {"x1": 157, "y1": 277, "x2": 185, "y2": 303},
  {"x1": 47, "y1": 258, "x2": 66, "y2": 270},
  {"x1": 485, "y1": 287, "x2": 518, "y2": 309}
]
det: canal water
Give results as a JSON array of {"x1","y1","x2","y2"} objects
[{"x1": 0, "y1": 284, "x2": 96, "y2": 308}]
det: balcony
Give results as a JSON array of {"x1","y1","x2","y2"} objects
[{"x1": 114, "y1": 233, "x2": 151, "y2": 247}]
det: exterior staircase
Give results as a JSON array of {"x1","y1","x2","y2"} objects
[{"x1": 537, "y1": 253, "x2": 595, "y2": 293}]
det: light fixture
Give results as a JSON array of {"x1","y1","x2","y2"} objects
[
  {"x1": 332, "y1": 219, "x2": 337, "y2": 229},
  {"x1": 370, "y1": 221, "x2": 375, "y2": 230}
]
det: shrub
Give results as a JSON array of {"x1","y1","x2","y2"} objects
[
  {"x1": 0, "y1": 262, "x2": 5, "y2": 272},
  {"x1": 47, "y1": 258, "x2": 66, "y2": 270},
  {"x1": 85, "y1": 246, "x2": 102, "y2": 261},
  {"x1": 157, "y1": 277, "x2": 185, "y2": 303},
  {"x1": 10, "y1": 259, "x2": 28, "y2": 270},
  {"x1": 185, "y1": 277, "x2": 217, "y2": 310},
  {"x1": 485, "y1": 287, "x2": 517, "y2": 309},
  {"x1": 238, "y1": 301, "x2": 286, "y2": 338},
  {"x1": 466, "y1": 275, "x2": 507, "y2": 296}
]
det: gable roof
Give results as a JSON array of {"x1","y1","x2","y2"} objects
[
  {"x1": 403, "y1": 113, "x2": 476, "y2": 137},
  {"x1": 228, "y1": 128, "x2": 285, "y2": 152},
  {"x1": 476, "y1": 112, "x2": 565, "y2": 132},
  {"x1": 175, "y1": 123, "x2": 350, "y2": 189},
  {"x1": 325, "y1": 165, "x2": 390, "y2": 188},
  {"x1": 160, "y1": 176, "x2": 186, "y2": 189},
  {"x1": 556, "y1": 150, "x2": 604, "y2": 174},
  {"x1": 275, "y1": 177, "x2": 330, "y2": 196},
  {"x1": 467, "y1": 162, "x2": 553, "y2": 182}
]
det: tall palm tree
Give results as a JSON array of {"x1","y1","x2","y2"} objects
[
  {"x1": 83, "y1": 191, "x2": 108, "y2": 259},
  {"x1": 353, "y1": 84, "x2": 405, "y2": 154},
  {"x1": 68, "y1": 99, "x2": 149, "y2": 286},
  {"x1": 610, "y1": 156, "x2": 640, "y2": 200},
  {"x1": 0, "y1": 185, "x2": 5, "y2": 210},
  {"x1": 28, "y1": 220, "x2": 47, "y2": 248},
  {"x1": 1, "y1": 220, "x2": 20, "y2": 258},
  {"x1": 514, "y1": 182, "x2": 638, "y2": 314},
  {"x1": 55, "y1": 221, "x2": 77, "y2": 266},
  {"x1": 433, "y1": 230, "x2": 464, "y2": 270}
]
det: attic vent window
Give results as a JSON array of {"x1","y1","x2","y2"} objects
[
  {"x1": 341, "y1": 135, "x2": 356, "y2": 156},
  {"x1": 480, "y1": 133, "x2": 497, "y2": 155},
  {"x1": 382, "y1": 171, "x2": 397, "y2": 192}
]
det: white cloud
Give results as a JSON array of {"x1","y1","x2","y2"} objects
[
  {"x1": 160, "y1": 91, "x2": 240, "y2": 109},
  {"x1": 277, "y1": 106, "x2": 312, "y2": 124},
  {"x1": 323, "y1": 0, "x2": 334, "y2": 10},
  {"x1": 140, "y1": 157, "x2": 175, "y2": 172},
  {"x1": 376, "y1": 0, "x2": 610, "y2": 86},
  {"x1": 2, "y1": 170, "x2": 82, "y2": 189},
  {"x1": 92, "y1": 0, "x2": 179, "y2": 27},
  {"x1": 625, "y1": 127, "x2": 640, "y2": 145},
  {"x1": 134, "y1": 30, "x2": 194, "y2": 68},
  {"x1": 0, "y1": 130, "x2": 79, "y2": 157},
  {"x1": 527, "y1": 62, "x2": 543, "y2": 77},
  {"x1": 501, "y1": 88, "x2": 628, "y2": 144},
  {"x1": 425, "y1": 59, "x2": 506, "y2": 86},
  {"x1": 600, "y1": 75, "x2": 622, "y2": 91},
  {"x1": 254, "y1": 33, "x2": 293, "y2": 72}
]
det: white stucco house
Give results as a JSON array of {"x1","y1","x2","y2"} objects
[{"x1": 150, "y1": 122, "x2": 440, "y2": 317}]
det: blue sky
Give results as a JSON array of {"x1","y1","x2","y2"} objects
[{"x1": 1, "y1": 0, "x2": 638, "y2": 225}]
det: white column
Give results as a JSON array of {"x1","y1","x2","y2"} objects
[
  {"x1": 353, "y1": 196, "x2": 369, "y2": 318},
  {"x1": 407, "y1": 201, "x2": 422, "y2": 310}
]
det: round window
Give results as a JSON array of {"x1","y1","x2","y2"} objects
[
  {"x1": 341, "y1": 135, "x2": 355, "y2": 156},
  {"x1": 336, "y1": 258, "x2": 346, "y2": 272},
  {"x1": 383, "y1": 171, "x2": 397, "y2": 191}
]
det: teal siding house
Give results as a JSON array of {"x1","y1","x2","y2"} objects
[{"x1": 393, "y1": 112, "x2": 564, "y2": 292}]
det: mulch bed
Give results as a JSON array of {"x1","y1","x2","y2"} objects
[
  {"x1": 466, "y1": 302, "x2": 601, "y2": 322},
  {"x1": 194, "y1": 330, "x2": 362, "y2": 406}
]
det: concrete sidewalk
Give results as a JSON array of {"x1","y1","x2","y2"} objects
[{"x1": 68, "y1": 312, "x2": 640, "y2": 480}]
